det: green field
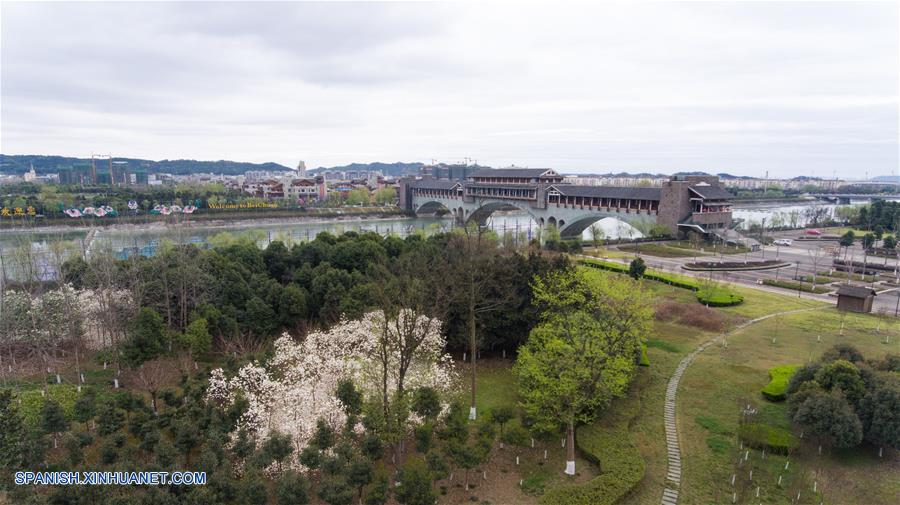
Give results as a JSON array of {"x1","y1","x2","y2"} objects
[{"x1": 678, "y1": 307, "x2": 900, "y2": 504}]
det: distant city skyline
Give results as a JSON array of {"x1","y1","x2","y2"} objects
[{"x1": 1, "y1": 2, "x2": 897, "y2": 179}]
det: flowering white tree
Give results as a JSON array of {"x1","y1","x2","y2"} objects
[
  {"x1": 0, "y1": 285, "x2": 86, "y2": 388},
  {"x1": 206, "y1": 310, "x2": 456, "y2": 470}
]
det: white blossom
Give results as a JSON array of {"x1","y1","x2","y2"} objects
[{"x1": 206, "y1": 310, "x2": 457, "y2": 470}]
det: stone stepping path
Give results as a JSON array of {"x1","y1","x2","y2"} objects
[{"x1": 660, "y1": 307, "x2": 823, "y2": 505}]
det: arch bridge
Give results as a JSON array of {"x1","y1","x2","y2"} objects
[{"x1": 399, "y1": 169, "x2": 735, "y2": 238}]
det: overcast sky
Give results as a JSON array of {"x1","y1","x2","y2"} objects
[{"x1": 1, "y1": 1, "x2": 898, "y2": 178}]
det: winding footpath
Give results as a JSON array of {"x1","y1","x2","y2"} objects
[{"x1": 660, "y1": 307, "x2": 824, "y2": 505}]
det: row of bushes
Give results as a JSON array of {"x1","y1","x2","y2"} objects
[
  {"x1": 580, "y1": 258, "x2": 700, "y2": 291},
  {"x1": 697, "y1": 288, "x2": 744, "y2": 307},
  {"x1": 817, "y1": 270, "x2": 878, "y2": 282},
  {"x1": 833, "y1": 258, "x2": 894, "y2": 272},
  {"x1": 738, "y1": 423, "x2": 799, "y2": 455},
  {"x1": 760, "y1": 364, "x2": 799, "y2": 402},
  {"x1": 683, "y1": 260, "x2": 787, "y2": 271},
  {"x1": 762, "y1": 279, "x2": 832, "y2": 294},
  {"x1": 540, "y1": 380, "x2": 646, "y2": 505}
]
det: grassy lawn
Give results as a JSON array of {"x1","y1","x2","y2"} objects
[
  {"x1": 669, "y1": 240, "x2": 751, "y2": 255},
  {"x1": 618, "y1": 243, "x2": 699, "y2": 258},
  {"x1": 450, "y1": 360, "x2": 600, "y2": 504},
  {"x1": 677, "y1": 307, "x2": 900, "y2": 504},
  {"x1": 717, "y1": 285, "x2": 825, "y2": 320},
  {"x1": 619, "y1": 321, "x2": 715, "y2": 505}
]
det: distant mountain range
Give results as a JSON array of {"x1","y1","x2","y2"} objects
[
  {"x1": 0, "y1": 154, "x2": 294, "y2": 176},
  {"x1": 0, "y1": 154, "x2": 860, "y2": 181},
  {"x1": 0, "y1": 154, "x2": 431, "y2": 178}
]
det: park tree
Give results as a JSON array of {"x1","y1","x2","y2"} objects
[
  {"x1": 123, "y1": 308, "x2": 167, "y2": 368},
  {"x1": 589, "y1": 224, "x2": 604, "y2": 250},
  {"x1": 0, "y1": 390, "x2": 25, "y2": 476},
  {"x1": 318, "y1": 475, "x2": 355, "y2": 505},
  {"x1": 395, "y1": 457, "x2": 437, "y2": 505},
  {"x1": 858, "y1": 380, "x2": 900, "y2": 456},
  {"x1": 411, "y1": 386, "x2": 442, "y2": 422},
  {"x1": 365, "y1": 467, "x2": 391, "y2": 505},
  {"x1": 862, "y1": 233, "x2": 876, "y2": 250},
  {"x1": 374, "y1": 187, "x2": 397, "y2": 205},
  {"x1": 515, "y1": 268, "x2": 651, "y2": 475},
  {"x1": 275, "y1": 470, "x2": 309, "y2": 505},
  {"x1": 792, "y1": 390, "x2": 863, "y2": 449},
  {"x1": 839, "y1": 231, "x2": 855, "y2": 258},
  {"x1": 821, "y1": 344, "x2": 864, "y2": 364},
  {"x1": 446, "y1": 223, "x2": 514, "y2": 420},
  {"x1": 345, "y1": 187, "x2": 371, "y2": 206},
  {"x1": 73, "y1": 388, "x2": 97, "y2": 430},
  {"x1": 40, "y1": 400, "x2": 69, "y2": 449},
  {"x1": 180, "y1": 317, "x2": 212, "y2": 362},
  {"x1": 237, "y1": 470, "x2": 269, "y2": 505},
  {"x1": 883, "y1": 236, "x2": 897, "y2": 250},
  {"x1": 629, "y1": 257, "x2": 646, "y2": 279},
  {"x1": 815, "y1": 359, "x2": 867, "y2": 407},
  {"x1": 489, "y1": 405, "x2": 515, "y2": 442}
]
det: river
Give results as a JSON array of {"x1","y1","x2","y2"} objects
[{"x1": 0, "y1": 199, "x2": 867, "y2": 281}]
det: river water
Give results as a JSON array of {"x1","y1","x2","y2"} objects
[{"x1": 0, "y1": 199, "x2": 868, "y2": 281}]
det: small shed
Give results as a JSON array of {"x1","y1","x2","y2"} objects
[{"x1": 836, "y1": 284, "x2": 876, "y2": 313}]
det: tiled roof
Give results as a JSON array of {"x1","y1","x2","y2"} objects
[
  {"x1": 548, "y1": 185, "x2": 662, "y2": 200},
  {"x1": 471, "y1": 168, "x2": 557, "y2": 178},
  {"x1": 836, "y1": 284, "x2": 877, "y2": 298},
  {"x1": 411, "y1": 179, "x2": 461, "y2": 190},
  {"x1": 689, "y1": 185, "x2": 733, "y2": 200}
]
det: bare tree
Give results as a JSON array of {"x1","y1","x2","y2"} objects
[
  {"x1": 129, "y1": 357, "x2": 179, "y2": 413},
  {"x1": 807, "y1": 246, "x2": 827, "y2": 290},
  {"x1": 446, "y1": 222, "x2": 514, "y2": 420}
]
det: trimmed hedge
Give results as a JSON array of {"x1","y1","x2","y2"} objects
[
  {"x1": 760, "y1": 364, "x2": 799, "y2": 402},
  {"x1": 683, "y1": 260, "x2": 788, "y2": 271},
  {"x1": 762, "y1": 279, "x2": 831, "y2": 294},
  {"x1": 580, "y1": 258, "x2": 699, "y2": 291},
  {"x1": 696, "y1": 288, "x2": 744, "y2": 307},
  {"x1": 738, "y1": 423, "x2": 799, "y2": 455},
  {"x1": 539, "y1": 374, "x2": 646, "y2": 505}
]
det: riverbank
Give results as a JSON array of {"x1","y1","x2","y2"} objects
[{"x1": 0, "y1": 206, "x2": 407, "y2": 235}]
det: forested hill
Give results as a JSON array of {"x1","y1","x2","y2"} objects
[{"x1": 0, "y1": 154, "x2": 293, "y2": 176}]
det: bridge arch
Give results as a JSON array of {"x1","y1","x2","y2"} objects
[
  {"x1": 559, "y1": 214, "x2": 654, "y2": 239},
  {"x1": 466, "y1": 200, "x2": 541, "y2": 228},
  {"x1": 414, "y1": 200, "x2": 453, "y2": 216}
]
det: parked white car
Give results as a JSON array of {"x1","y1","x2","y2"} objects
[{"x1": 773, "y1": 239, "x2": 793, "y2": 246}]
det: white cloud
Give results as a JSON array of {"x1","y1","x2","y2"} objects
[{"x1": 1, "y1": 1, "x2": 897, "y2": 178}]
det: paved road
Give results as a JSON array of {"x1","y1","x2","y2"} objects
[{"x1": 605, "y1": 233, "x2": 900, "y2": 314}]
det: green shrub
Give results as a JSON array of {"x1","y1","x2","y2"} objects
[
  {"x1": 696, "y1": 288, "x2": 743, "y2": 307},
  {"x1": 762, "y1": 279, "x2": 831, "y2": 294},
  {"x1": 638, "y1": 345, "x2": 650, "y2": 367},
  {"x1": 761, "y1": 364, "x2": 799, "y2": 402},
  {"x1": 643, "y1": 270, "x2": 699, "y2": 291},
  {"x1": 738, "y1": 423, "x2": 798, "y2": 455},
  {"x1": 580, "y1": 258, "x2": 628, "y2": 274},
  {"x1": 16, "y1": 384, "x2": 80, "y2": 427}
]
